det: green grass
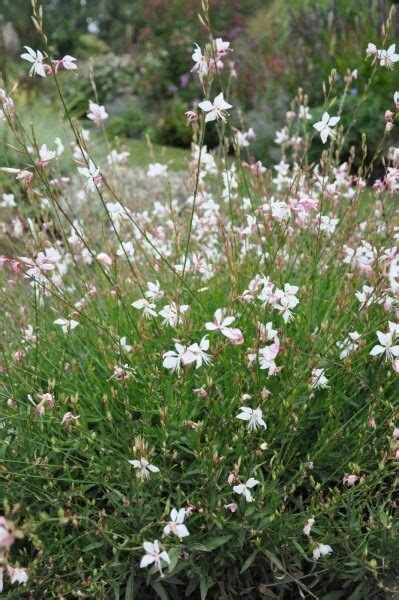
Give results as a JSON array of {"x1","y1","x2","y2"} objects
[{"x1": 0, "y1": 27, "x2": 398, "y2": 600}]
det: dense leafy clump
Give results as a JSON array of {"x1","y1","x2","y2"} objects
[{"x1": 0, "y1": 2, "x2": 398, "y2": 598}]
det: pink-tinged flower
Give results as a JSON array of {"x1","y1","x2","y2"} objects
[
  {"x1": 185, "y1": 110, "x2": 198, "y2": 124},
  {"x1": 128, "y1": 457, "x2": 159, "y2": 479},
  {"x1": 163, "y1": 508, "x2": 190, "y2": 539},
  {"x1": 54, "y1": 318, "x2": 79, "y2": 333},
  {"x1": 35, "y1": 392, "x2": 55, "y2": 416},
  {"x1": 233, "y1": 477, "x2": 260, "y2": 502},
  {"x1": 87, "y1": 101, "x2": 108, "y2": 126},
  {"x1": 313, "y1": 543, "x2": 333, "y2": 560},
  {"x1": 1, "y1": 168, "x2": 34, "y2": 189},
  {"x1": 224, "y1": 502, "x2": 238, "y2": 512},
  {"x1": 38, "y1": 144, "x2": 56, "y2": 167},
  {"x1": 96, "y1": 252, "x2": 113, "y2": 267},
  {"x1": 199, "y1": 93, "x2": 232, "y2": 123},
  {"x1": 61, "y1": 412, "x2": 80, "y2": 426},
  {"x1": 140, "y1": 540, "x2": 170, "y2": 575},
  {"x1": 7, "y1": 565, "x2": 28, "y2": 586},
  {"x1": 343, "y1": 474, "x2": 359, "y2": 486},
  {"x1": 370, "y1": 324, "x2": 399, "y2": 361},
  {"x1": 236, "y1": 406, "x2": 266, "y2": 431},
  {"x1": 0, "y1": 517, "x2": 15, "y2": 549},
  {"x1": 313, "y1": 112, "x2": 340, "y2": 144},
  {"x1": 215, "y1": 37, "x2": 231, "y2": 58},
  {"x1": 366, "y1": 42, "x2": 377, "y2": 57},
  {"x1": 20, "y1": 46, "x2": 46, "y2": 77},
  {"x1": 205, "y1": 308, "x2": 242, "y2": 343},
  {"x1": 145, "y1": 281, "x2": 164, "y2": 302},
  {"x1": 377, "y1": 44, "x2": 399, "y2": 69},
  {"x1": 58, "y1": 55, "x2": 77, "y2": 71},
  {"x1": 0, "y1": 88, "x2": 15, "y2": 119},
  {"x1": 385, "y1": 110, "x2": 394, "y2": 122},
  {"x1": 194, "y1": 386, "x2": 208, "y2": 398},
  {"x1": 393, "y1": 359, "x2": 399, "y2": 373},
  {"x1": 258, "y1": 338, "x2": 280, "y2": 375},
  {"x1": 242, "y1": 160, "x2": 266, "y2": 176},
  {"x1": 77, "y1": 159, "x2": 102, "y2": 191}
]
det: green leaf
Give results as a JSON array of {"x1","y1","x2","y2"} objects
[
  {"x1": 167, "y1": 547, "x2": 181, "y2": 573},
  {"x1": 200, "y1": 576, "x2": 210, "y2": 600},
  {"x1": 240, "y1": 550, "x2": 258, "y2": 574},
  {"x1": 82, "y1": 541, "x2": 104, "y2": 552},
  {"x1": 189, "y1": 535, "x2": 232, "y2": 552},
  {"x1": 152, "y1": 582, "x2": 169, "y2": 600},
  {"x1": 125, "y1": 573, "x2": 135, "y2": 600}
]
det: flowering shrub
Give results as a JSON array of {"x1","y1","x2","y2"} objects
[{"x1": 0, "y1": 1, "x2": 398, "y2": 597}]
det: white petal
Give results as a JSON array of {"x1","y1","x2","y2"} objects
[
  {"x1": 198, "y1": 100, "x2": 213, "y2": 112},
  {"x1": 140, "y1": 555, "x2": 155, "y2": 568}
]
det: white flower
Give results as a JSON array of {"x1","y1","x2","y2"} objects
[
  {"x1": 116, "y1": 241, "x2": 135, "y2": 258},
  {"x1": 377, "y1": 44, "x2": 399, "y2": 69},
  {"x1": 273, "y1": 284, "x2": 299, "y2": 323},
  {"x1": 128, "y1": 457, "x2": 159, "y2": 479},
  {"x1": 77, "y1": 159, "x2": 102, "y2": 191},
  {"x1": 319, "y1": 215, "x2": 339, "y2": 235},
  {"x1": 311, "y1": 368, "x2": 329, "y2": 389},
  {"x1": 145, "y1": 280, "x2": 164, "y2": 302},
  {"x1": 159, "y1": 302, "x2": 189, "y2": 327},
  {"x1": 337, "y1": 331, "x2": 361, "y2": 359},
  {"x1": 233, "y1": 477, "x2": 260, "y2": 502},
  {"x1": 20, "y1": 46, "x2": 46, "y2": 77},
  {"x1": 107, "y1": 149, "x2": 130, "y2": 165},
  {"x1": 299, "y1": 105, "x2": 312, "y2": 120},
  {"x1": 313, "y1": 112, "x2": 340, "y2": 144},
  {"x1": 54, "y1": 318, "x2": 79, "y2": 333},
  {"x1": 147, "y1": 163, "x2": 168, "y2": 177},
  {"x1": 355, "y1": 285, "x2": 376, "y2": 309},
  {"x1": 163, "y1": 508, "x2": 190, "y2": 539},
  {"x1": 236, "y1": 407, "x2": 267, "y2": 431},
  {"x1": 303, "y1": 517, "x2": 315, "y2": 536},
  {"x1": 0, "y1": 193, "x2": 16, "y2": 208},
  {"x1": 191, "y1": 43, "x2": 208, "y2": 79},
  {"x1": 140, "y1": 540, "x2": 170, "y2": 574},
  {"x1": 119, "y1": 337, "x2": 132, "y2": 353},
  {"x1": 131, "y1": 298, "x2": 157, "y2": 318},
  {"x1": 370, "y1": 324, "x2": 399, "y2": 361},
  {"x1": 199, "y1": 92, "x2": 232, "y2": 123},
  {"x1": 184, "y1": 336, "x2": 211, "y2": 369},
  {"x1": 274, "y1": 127, "x2": 289, "y2": 145},
  {"x1": 7, "y1": 565, "x2": 28, "y2": 585},
  {"x1": 205, "y1": 308, "x2": 238, "y2": 340},
  {"x1": 313, "y1": 543, "x2": 333, "y2": 560},
  {"x1": 38, "y1": 144, "x2": 56, "y2": 167},
  {"x1": 163, "y1": 342, "x2": 188, "y2": 373}
]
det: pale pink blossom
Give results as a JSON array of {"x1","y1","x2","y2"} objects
[
  {"x1": 199, "y1": 93, "x2": 232, "y2": 123},
  {"x1": 87, "y1": 101, "x2": 108, "y2": 125},
  {"x1": 0, "y1": 517, "x2": 15, "y2": 549},
  {"x1": 343, "y1": 474, "x2": 359, "y2": 486},
  {"x1": 140, "y1": 540, "x2": 170, "y2": 575}
]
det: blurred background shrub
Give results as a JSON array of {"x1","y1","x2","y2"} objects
[{"x1": 1, "y1": 0, "x2": 398, "y2": 167}]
